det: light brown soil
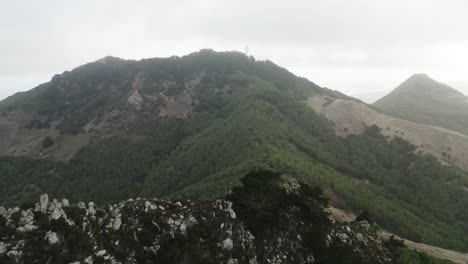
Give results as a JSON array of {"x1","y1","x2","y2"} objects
[
  {"x1": 380, "y1": 231, "x2": 468, "y2": 264},
  {"x1": 308, "y1": 95, "x2": 468, "y2": 171},
  {"x1": 0, "y1": 111, "x2": 89, "y2": 161},
  {"x1": 327, "y1": 206, "x2": 468, "y2": 263}
]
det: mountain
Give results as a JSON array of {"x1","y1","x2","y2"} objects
[
  {"x1": 373, "y1": 74, "x2": 468, "y2": 135},
  {"x1": 0, "y1": 50, "x2": 468, "y2": 252},
  {"x1": 0, "y1": 170, "x2": 455, "y2": 264}
]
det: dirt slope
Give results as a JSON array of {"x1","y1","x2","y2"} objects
[
  {"x1": 308, "y1": 95, "x2": 468, "y2": 171},
  {"x1": 327, "y1": 207, "x2": 468, "y2": 264},
  {"x1": 0, "y1": 111, "x2": 89, "y2": 161}
]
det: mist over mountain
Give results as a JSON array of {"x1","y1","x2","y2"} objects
[
  {"x1": 373, "y1": 74, "x2": 468, "y2": 135},
  {"x1": 449, "y1": 82, "x2": 468, "y2": 96},
  {"x1": 350, "y1": 90, "x2": 391, "y2": 104},
  {"x1": 1, "y1": 51, "x2": 468, "y2": 263}
]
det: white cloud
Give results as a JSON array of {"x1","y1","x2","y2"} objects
[{"x1": 1, "y1": 0, "x2": 468, "y2": 100}]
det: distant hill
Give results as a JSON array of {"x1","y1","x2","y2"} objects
[
  {"x1": 1, "y1": 51, "x2": 468, "y2": 252},
  {"x1": 373, "y1": 74, "x2": 468, "y2": 135}
]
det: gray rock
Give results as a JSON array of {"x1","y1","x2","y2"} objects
[
  {"x1": 96, "y1": 249, "x2": 107, "y2": 257},
  {"x1": 226, "y1": 201, "x2": 237, "y2": 219},
  {"x1": 145, "y1": 201, "x2": 157, "y2": 212},
  {"x1": 180, "y1": 223, "x2": 187, "y2": 234},
  {"x1": 20, "y1": 209, "x2": 34, "y2": 225},
  {"x1": 24, "y1": 224, "x2": 38, "y2": 232},
  {"x1": 83, "y1": 256, "x2": 93, "y2": 264},
  {"x1": 51, "y1": 208, "x2": 62, "y2": 220},
  {"x1": 87, "y1": 202, "x2": 96, "y2": 216},
  {"x1": 222, "y1": 238, "x2": 234, "y2": 251},
  {"x1": 7, "y1": 250, "x2": 19, "y2": 258},
  {"x1": 45, "y1": 231, "x2": 59, "y2": 244},
  {"x1": 0, "y1": 206, "x2": 6, "y2": 216},
  {"x1": 113, "y1": 217, "x2": 122, "y2": 231},
  {"x1": 0, "y1": 242, "x2": 6, "y2": 254}
]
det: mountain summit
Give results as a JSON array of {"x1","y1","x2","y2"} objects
[
  {"x1": 374, "y1": 74, "x2": 468, "y2": 134},
  {"x1": 390, "y1": 73, "x2": 464, "y2": 98}
]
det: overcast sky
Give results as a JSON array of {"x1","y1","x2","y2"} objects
[{"x1": 1, "y1": 0, "x2": 468, "y2": 102}]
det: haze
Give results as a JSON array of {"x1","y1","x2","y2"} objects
[{"x1": 1, "y1": 0, "x2": 468, "y2": 101}]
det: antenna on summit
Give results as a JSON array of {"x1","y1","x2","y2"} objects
[{"x1": 244, "y1": 45, "x2": 249, "y2": 56}]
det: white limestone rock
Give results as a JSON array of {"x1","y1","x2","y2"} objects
[
  {"x1": 87, "y1": 202, "x2": 96, "y2": 216},
  {"x1": 24, "y1": 224, "x2": 38, "y2": 232},
  {"x1": 83, "y1": 256, "x2": 93, "y2": 264},
  {"x1": 20, "y1": 209, "x2": 34, "y2": 225},
  {"x1": 45, "y1": 231, "x2": 59, "y2": 244},
  {"x1": 7, "y1": 250, "x2": 19, "y2": 258},
  {"x1": 179, "y1": 223, "x2": 187, "y2": 234},
  {"x1": 96, "y1": 249, "x2": 107, "y2": 257},
  {"x1": 51, "y1": 207, "x2": 63, "y2": 220},
  {"x1": 62, "y1": 199, "x2": 70, "y2": 207},
  {"x1": 113, "y1": 216, "x2": 122, "y2": 231},
  {"x1": 144, "y1": 201, "x2": 157, "y2": 212},
  {"x1": 77, "y1": 202, "x2": 86, "y2": 209},
  {"x1": 0, "y1": 207, "x2": 6, "y2": 216},
  {"x1": 226, "y1": 201, "x2": 236, "y2": 219},
  {"x1": 0, "y1": 242, "x2": 6, "y2": 254},
  {"x1": 222, "y1": 238, "x2": 234, "y2": 251},
  {"x1": 128, "y1": 90, "x2": 143, "y2": 109}
]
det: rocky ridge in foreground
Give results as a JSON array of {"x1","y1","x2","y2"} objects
[{"x1": 0, "y1": 171, "x2": 419, "y2": 263}]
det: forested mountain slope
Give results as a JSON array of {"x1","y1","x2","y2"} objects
[
  {"x1": 0, "y1": 50, "x2": 467, "y2": 252},
  {"x1": 374, "y1": 74, "x2": 468, "y2": 135}
]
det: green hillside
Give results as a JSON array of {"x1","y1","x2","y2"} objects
[
  {"x1": 374, "y1": 73, "x2": 468, "y2": 135},
  {"x1": 0, "y1": 51, "x2": 468, "y2": 251}
]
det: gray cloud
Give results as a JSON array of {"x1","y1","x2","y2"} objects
[{"x1": 1, "y1": 0, "x2": 468, "y2": 100}]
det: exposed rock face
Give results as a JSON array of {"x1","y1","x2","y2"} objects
[
  {"x1": 0, "y1": 197, "x2": 257, "y2": 263},
  {"x1": 0, "y1": 172, "x2": 399, "y2": 264},
  {"x1": 0, "y1": 56, "x2": 205, "y2": 161},
  {"x1": 128, "y1": 89, "x2": 143, "y2": 109}
]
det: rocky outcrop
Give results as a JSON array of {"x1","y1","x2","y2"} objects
[
  {"x1": 0, "y1": 171, "x2": 400, "y2": 264},
  {"x1": 0, "y1": 197, "x2": 257, "y2": 263}
]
